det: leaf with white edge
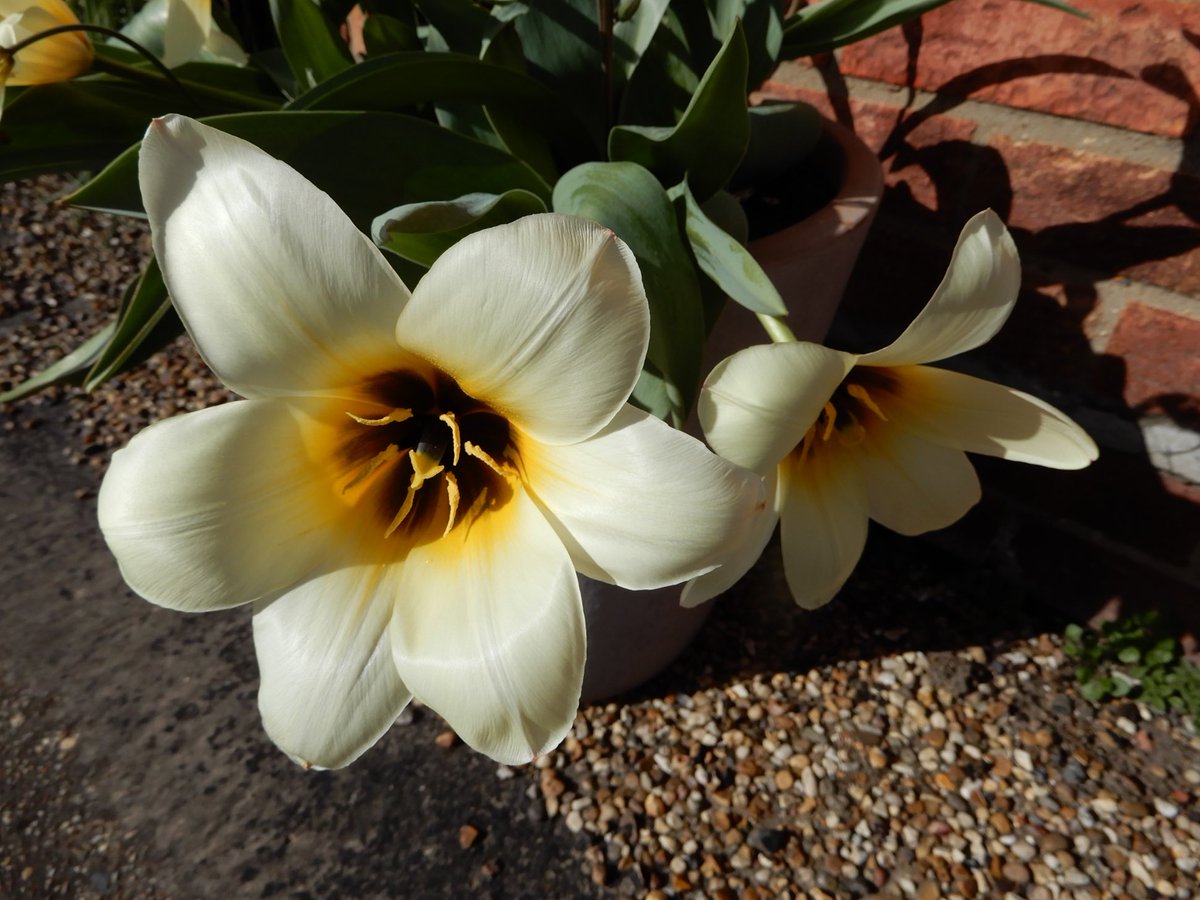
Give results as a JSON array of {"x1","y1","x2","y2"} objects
[{"x1": 372, "y1": 190, "x2": 547, "y2": 268}]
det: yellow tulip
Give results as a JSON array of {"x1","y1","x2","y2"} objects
[{"x1": 0, "y1": 0, "x2": 93, "y2": 96}]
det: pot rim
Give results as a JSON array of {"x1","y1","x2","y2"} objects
[{"x1": 749, "y1": 116, "x2": 884, "y2": 258}]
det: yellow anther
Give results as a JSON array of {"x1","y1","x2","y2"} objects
[
  {"x1": 845, "y1": 383, "x2": 887, "y2": 421},
  {"x1": 838, "y1": 420, "x2": 867, "y2": 447},
  {"x1": 439, "y1": 412, "x2": 462, "y2": 466},
  {"x1": 820, "y1": 402, "x2": 838, "y2": 441},
  {"x1": 342, "y1": 444, "x2": 401, "y2": 496},
  {"x1": 442, "y1": 471, "x2": 461, "y2": 537},
  {"x1": 464, "y1": 441, "x2": 516, "y2": 480},
  {"x1": 346, "y1": 407, "x2": 413, "y2": 427}
]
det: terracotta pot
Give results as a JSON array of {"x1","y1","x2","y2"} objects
[{"x1": 578, "y1": 117, "x2": 884, "y2": 703}]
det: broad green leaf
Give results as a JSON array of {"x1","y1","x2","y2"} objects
[
  {"x1": 781, "y1": 0, "x2": 1085, "y2": 58},
  {"x1": 83, "y1": 257, "x2": 176, "y2": 391},
  {"x1": 66, "y1": 111, "x2": 552, "y2": 232},
  {"x1": 362, "y1": 12, "x2": 423, "y2": 54},
  {"x1": 676, "y1": 182, "x2": 786, "y2": 316},
  {"x1": 629, "y1": 362, "x2": 682, "y2": 424},
  {"x1": 707, "y1": 0, "x2": 783, "y2": 89},
  {"x1": 413, "y1": 0, "x2": 503, "y2": 55},
  {"x1": 611, "y1": 0, "x2": 671, "y2": 82},
  {"x1": 608, "y1": 21, "x2": 749, "y2": 200},
  {"x1": 372, "y1": 190, "x2": 547, "y2": 267},
  {"x1": 270, "y1": 0, "x2": 354, "y2": 91},
  {"x1": 0, "y1": 322, "x2": 116, "y2": 403},
  {"x1": 553, "y1": 161, "x2": 705, "y2": 424},
  {"x1": 619, "y1": 5, "x2": 710, "y2": 127}
]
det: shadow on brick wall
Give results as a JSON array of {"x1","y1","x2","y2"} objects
[{"x1": 814, "y1": 37, "x2": 1200, "y2": 640}]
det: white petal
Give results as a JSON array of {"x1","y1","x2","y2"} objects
[
  {"x1": 861, "y1": 210, "x2": 1021, "y2": 367},
  {"x1": 778, "y1": 451, "x2": 869, "y2": 609},
  {"x1": 858, "y1": 427, "x2": 982, "y2": 535},
  {"x1": 140, "y1": 115, "x2": 410, "y2": 398},
  {"x1": 397, "y1": 214, "x2": 649, "y2": 445},
  {"x1": 521, "y1": 404, "x2": 766, "y2": 591},
  {"x1": 390, "y1": 487, "x2": 584, "y2": 765},
  {"x1": 680, "y1": 468, "x2": 779, "y2": 607},
  {"x1": 699, "y1": 342, "x2": 856, "y2": 473},
  {"x1": 886, "y1": 365, "x2": 1099, "y2": 469},
  {"x1": 253, "y1": 565, "x2": 412, "y2": 769},
  {"x1": 99, "y1": 397, "x2": 351, "y2": 612},
  {"x1": 162, "y1": 0, "x2": 209, "y2": 67}
]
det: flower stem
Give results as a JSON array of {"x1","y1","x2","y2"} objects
[{"x1": 757, "y1": 314, "x2": 797, "y2": 343}]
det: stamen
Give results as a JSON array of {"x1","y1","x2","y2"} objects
[
  {"x1": 439, "y1": 412, "x2": 462, "y2": 466},
  {"x1": 342, "y1": 444, "x2": 402, "y2": 495},
  {"x1": 346, "y1": 408, "x2": 412, "y2": 427},
  {"x1": 845, "y1": 383, "x2": 888, "y2": 421},
  {"x1": 410, "y1": 449, "x2": 445, "y2": 483},
  {"x1": 798, "y1": 427, "x2": 816, "y2": 465},
  {"x1": 820, "y1": 402, "x2": 838, "y2": 441},
  {"x1": 442, "y1": 472, "x2": 461, "y2": 537},
  {"x1": 384, "y1": 480, "x2": 419, "y2": 538},
  {"x1": 464, "y1": 441, "x2": 517, "y2": 480}
]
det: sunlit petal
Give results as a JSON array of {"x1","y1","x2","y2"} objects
[
  {"x1": 140, "y1": 115, "x2": 410, "y2": 398},
  {"x1": 161, "y1": 0, "x2": 209, "y2": 67},
  {"x1": 681, "y1": 468, "x2": 780, "y2": 607},
  {"x1": 858, "y1": 426, "x2": 982, "y2": 535},
  {"x1": 861, "y1": 210, "x2": 1020, "y2": 367},
  {"x1": 390, "y1": 488, "x2": 584, "y2": 765},
  {"x1": 397, "y1": 214, "x2": 649, "y2": 445},
  {"x1": 886, "y1": 365, "x2": 1099, "y2": 469},
  {"x1": 522, "y1": 404, "x2": 767, "y2": 591},
  {"x1": 253, "y1": 565, "x2": 413, "y2": 770},
  {"x1": 98, "y1": 397, "x2": 349, "y2": 612},
  {"x1": 1, "y1": 3, "x2": 92, "y2": 85},
  {"x1": 778, "y1": 451, "x2": 869, "y2": 610},
  {"x1": 700, "y1": 342, "x2": 855, "y2": 473}
]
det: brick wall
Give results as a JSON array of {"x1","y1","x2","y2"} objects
[{"x1": 761, "y1": 0, "x2": 1199, "y2": 629}]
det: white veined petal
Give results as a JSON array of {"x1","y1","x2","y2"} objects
[
  {"x1": 858, "y1": 426, "x2": 982, "y2": 536},
  {"x1": 397, "y1": 214, "x2": 649, "y2": 445},
  {"x1": 886, "y1": 365, "x2": 1099, "y2": 469},
  {"x1": 140, "y1": 115, "x2": 410, "y2": 398},
  {"x1": 521, "y1": 404, "x2": 767, "y2": 591},
  {"x1": 861, "y1": 209, "x2": 1021, "y2": 367},
  {"x1": 680, "y1": 468, "x2": 780, "y2": 608},
  {"x1": 390, "y1": 487, "x2": 584, "y2": 765},
  {"x1": 699, "y1": 342, "x2": 856, "y2": 473},
  {"x1": 161, "y1": 0, "x2": 209, "y2": 67},
  {"x1": 98, "y1": 397, "x2": 350, "y2": 612},
  {"x1": 778, "y1": 451, "x2": 869, "y2": 610},
  {"x1": 253, "y1": 565, "x2": 413, "y2": 770}
]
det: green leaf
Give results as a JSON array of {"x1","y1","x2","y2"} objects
[
  {"x1": 83, "y1": 257, "x2": 177, "y2": 391},
  {"x1": 362, "y1": 12, "x2": 423, "y2": 54},
  {"x1": 619, "y1": 5, "x2": 709, "y2": 127},
  {"x1": 270, "y1": 0, "x2": 354, "y2": 91},
  {"x1": 0, "y1": 322, "x2": 116, "y2": 403},
  {"x1": 609, "y1": 20, "x2": 749, "y2": 200},
  {"x1": 66, "y1": 111, "x2": 552, "y2": 233},
  {"x1": 629, "y1": 362, "x2": 682, "y2": 423},
  {"x1": 1118, "y1": 646, "x2": 1143, "y2": 665},
  {"x1": 372, "y1": 190, "x2": 547, "y2": 267},
  {"x1": 1146, "y1": 638, "x2": 1178, "y2": 668},
  {"x1": 677, "y1": 182, "x2": 785, "y2": 316},
  {"x1": 780, "y1": 0, "x2": 1086, "y2": 58},
  {"x1": 553, "y1": 161, "x2": 705, "y2": 424},
  {"x1": 1079, "y1": 679, "x2": 1109, "y2": 703}
]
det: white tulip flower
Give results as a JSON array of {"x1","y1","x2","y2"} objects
[
  {"x1": 686, "y1": 210, "x2": 1098, "y2": 610},
  {"x1": 100, "y1": 115, "x2": 762, "y2": 769}
]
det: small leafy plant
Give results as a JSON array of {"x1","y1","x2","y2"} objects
[{"x1": 1064, "y1": 612, "x2": 1200, "y2": 726}]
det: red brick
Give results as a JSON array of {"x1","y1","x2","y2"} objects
[
  {"x1": 1105, "y1": 302, "x2": 1200, "y2": 411},
  {"x1": 985, "y1": 136, "x2": 1200, "y2": 295},
  {"x1": 836, "y1": 0, "x2": 1200, "y2": 138}
]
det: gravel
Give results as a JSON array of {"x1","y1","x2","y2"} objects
[{"x1": 3, "y1": 176, "x2": 1199, "y2": 898}]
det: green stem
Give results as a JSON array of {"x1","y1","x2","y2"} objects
[{"x1": 757, "y1": 313, "x2": 797, "y2": 343}]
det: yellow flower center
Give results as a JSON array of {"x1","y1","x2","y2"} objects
[
  {"x1": 795, "y1": 368, "x2": 894, "y2": 463},
  {"x1": 335, "y1": 367, "x2": 518, "y2": 545}
]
